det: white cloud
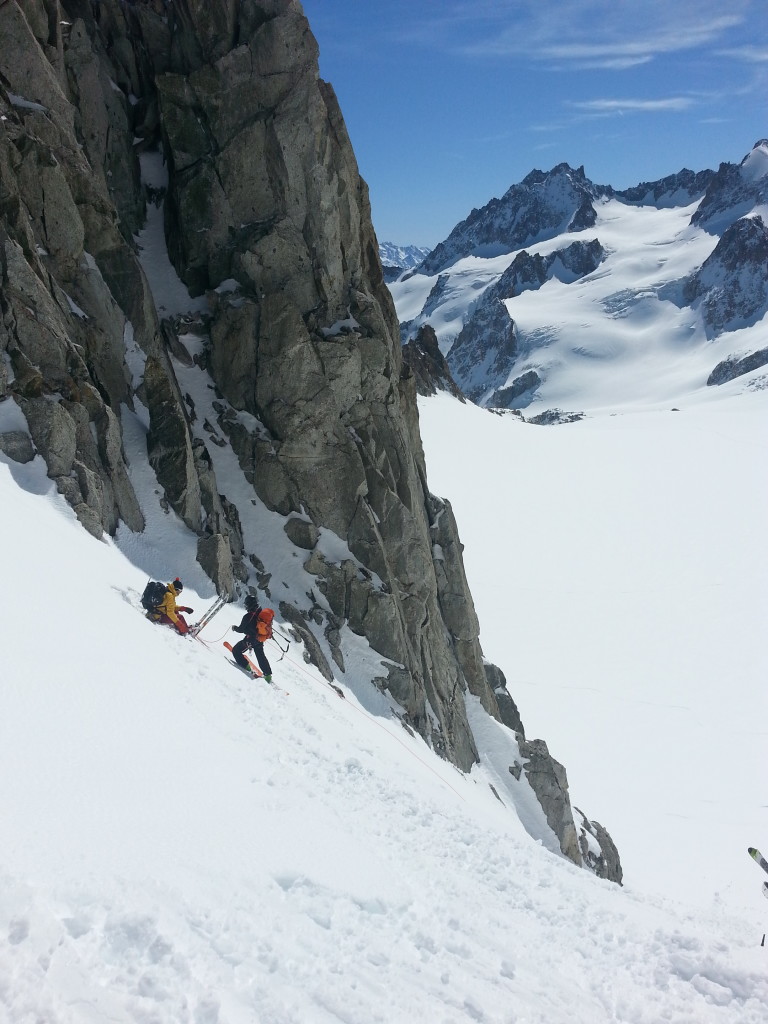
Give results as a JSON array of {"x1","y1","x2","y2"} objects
[
  {"x1": 717, "y1": 46, "x2": 768, "y2": 62},
  {"x1": 565, "y1": 56, "x2": 655, "y2": 71},
  {"x1": 400, "y1": 0, "x2": 754, "y2": 68},
  {"x1": 569, "y1": 97, "x2": 695, "y2": 112}
]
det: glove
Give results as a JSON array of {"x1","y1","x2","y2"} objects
[
  {"x1": 232, "y1": 625, "x2": 243, "y2": 633},
  {"x1": 181, "y1": 606, "x2": 193, "y2": 614}
]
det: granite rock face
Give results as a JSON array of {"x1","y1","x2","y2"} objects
[
  {"x1": 0, "y1": 2, "x2": 146, "y2": 540},
  {"x1": 0, "y1": 0, "x2": 496, "y2": 771},
  {"x1": 575, "y1": 808, "x2": 623, "y2": 884},
  {"x1": 490, "y1": 370, "x2": 542, "y2": 410},
  {"x1": 516, "y1": 737, "x2": 582, "y2": 867},
  {"x1": 401, "y1": 325, "x2": 465, "y2": 399}
]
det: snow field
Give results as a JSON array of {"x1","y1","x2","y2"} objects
[
  {"x1": 2, "y1": 402, "x2": 768, "y2": 1021},
  {"x1": 391, "y1": 196, "x2": 768, "y2": 412},
  {"x1": 418, "y1": 387, "x2": 768, "y2": 925}
]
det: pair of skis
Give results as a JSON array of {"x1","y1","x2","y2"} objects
[
  {"x1": 190, "y1": 595, "x2": 228, "y2": 636},
  {"x1": 748, "y1": 847, "x2": 768, "y2": 900}
]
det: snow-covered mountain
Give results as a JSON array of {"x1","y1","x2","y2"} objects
[
  {"x1": 392, "y1": 142, "x2": 768, "y2": 412},
  {"x1": 417, "y1": 163, "x2": 605, "y2": 278},
  {"x1": 378, "y1": 241, "x2": 432, "y2": 281}
]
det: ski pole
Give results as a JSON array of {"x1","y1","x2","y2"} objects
[{"x1": 268, "y1": 636, "x2": 289, "y2": 661}]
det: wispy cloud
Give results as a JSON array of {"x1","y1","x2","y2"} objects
[
  {"x1": 565, "y1": 56, "x2": 654, "y2": 71},
  {"x1": 717, "y1": 46, "x2": 768, "y2": 62},
  {"x1": 398, "y1": 0, "x2": 755, "y2": 70},
  {"x1": 569, "y1": 97, "x2": 696, "y2": 113}
]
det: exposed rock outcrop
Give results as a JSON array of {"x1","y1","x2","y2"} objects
[
  {"x1": 0, "y1": 430, "x2": 34, "y2": 464},
  {"x1": 484, "y1": 662, "x2": 525, "y2": 735},
  {"x1": 691, "y1": 140, "x2": 768, "y2": 235},
  {"x1": 707, "y1": 347, "x2": 768, "y2": 386},
  {"x1": 516, "y1": 738, "x2": 582, "y2": 866},
  {"x1": 683, "y1": 215, "x2": 768, "y2": 337},
  {"x1": 402, "y1": 325, "x2": 465, "y2": 399},
  {"x1": 575, "y1": 808, "x2": 623, "y2": 884},
  {"x1": 447, "y1": 300, "x2": 519, "y2": 404},
  {"x1": 616, "y1": 168, "x2": 713, "y2": 208},
  {"x1": 490, "y1": 370, "x2": 542, "y2": 409}
]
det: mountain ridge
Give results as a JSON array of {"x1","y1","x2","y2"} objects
[{"x1": 391, "y1": 141, "x2": 768, "y2": 411}]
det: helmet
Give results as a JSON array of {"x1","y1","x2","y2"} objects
[
  {"x1": 244, "y1": 595, "x2": 260, "y2": 612},
  {"x1": 172, "y1": 578, "x2": 183, "y2": 591}
]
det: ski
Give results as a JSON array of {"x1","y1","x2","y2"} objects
[
  {"x1": 190, "y1": 596, "x2": 227, "y2": 636},
  {"x1": 224, "y1": 641, "x2": 289, "y2": 694},
  {"x1": 223, "y1": 641, "x2": 262, "y2": 676},
  {"x1": 748, "y1": 847, "x2": 768, "y2": 877},
  {"x1": 228, "y1": 658, "x2": 258, "y2": 677}
]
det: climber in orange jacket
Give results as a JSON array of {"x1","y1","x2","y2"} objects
[
  {"x1": 231, "y1": 596, "x2": 274, "y2": 679},
  {"x1": 151, "y1": 578, "x2": 194, "y2": 635}
]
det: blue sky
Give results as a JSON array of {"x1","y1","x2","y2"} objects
[{"x1": 299, "y1": 0, "x2": 767, "y2": 248}]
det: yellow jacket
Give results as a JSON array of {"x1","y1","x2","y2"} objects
[{"x1": 155, "y1": 583, "x2": 182, "y2": 624}]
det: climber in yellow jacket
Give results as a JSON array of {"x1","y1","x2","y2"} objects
[{"x1": 151, "y1": 578, "x2": 194, "y2": 635}]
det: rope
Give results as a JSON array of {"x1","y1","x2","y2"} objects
[
  {"x1": 192, "y1": 617, "x2": 467, "y2": 804},
  {"x1": 280, "y1": 650, "x2": 466, "y2": 803},
  {"x1": 201, "y1": 625, "x2": 231, "y2": 644}
]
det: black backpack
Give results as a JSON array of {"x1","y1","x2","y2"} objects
[{"x1": 141, "y1": 580, "x2": 167, "y2": 612}]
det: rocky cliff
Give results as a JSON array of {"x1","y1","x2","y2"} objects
[
  {"x1": 0, "y1": 0, "x2": 619, "y2": 880},
  {"x1": 692, "y1": 139, "x2": 768, "y2": 235},
  {"x1": 683, "y1": 214, "x2": 768, "y2": 338}
]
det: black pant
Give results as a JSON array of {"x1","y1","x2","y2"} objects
[{"x1": 232, "y1": 637, "x2": 272, "y2": 675}]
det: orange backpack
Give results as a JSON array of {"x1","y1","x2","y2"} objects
[{"x1": 256, "y1": 608, "x2": 274, "y2": 642}]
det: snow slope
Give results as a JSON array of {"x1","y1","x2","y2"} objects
[
  {"x1": 418, "y1": 381, "x2": 768, "y2": 921},
  {"x1": 2, "y1": 382, "x2": 768, "y2": 1022}
]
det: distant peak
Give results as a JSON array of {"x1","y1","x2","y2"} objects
[
  {"x1": 522, "y1": 162, "x2": 585, "y2": 187},
  {"x1": 739, "y1": 140, "x2": 768, "y2": 183}
]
